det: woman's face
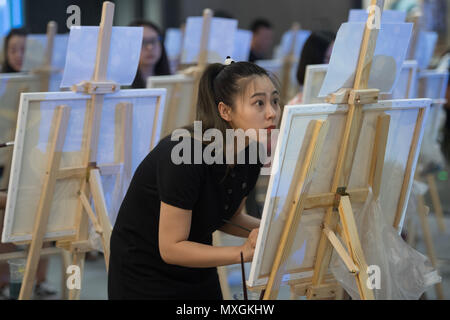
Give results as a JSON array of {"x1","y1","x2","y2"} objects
[
  {"x1": 140, "y1": 26, "x2": 162, "y2": 69},
  {"x1": 7, "y1": 35, "x2": 26, "y2": 72},
  {"x1": 224, "y1": 75, "x2": 281, "y2": 143}
]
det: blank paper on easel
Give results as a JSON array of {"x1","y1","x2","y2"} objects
[
  {"x1": 60, "y1": 26, "x2": 143, "y2": 88},
  {"x1": 348, "y1": 9, "x2": 406, "y2": 23},
  {"x1": 180, "y1": 17, "x2": 238, "y2": 64},
  {"x1": 164, "y1": 28, "x2": 183, "y2": 59},
  {"x1": 412, "y1": 31, "x2": 438, "y2": 70},
  {"x1": 232, "y1": 29, "x2": 252, "y2": 62},
  {"x1": 278, "y1": 30, "x2": 311, "y2": 59},
  {"x1": 21, "y1": 34, "x2": 69, "y2": 71},
  {"x1": 318, "y1": 22, "x2": 413, "y2": 97}
]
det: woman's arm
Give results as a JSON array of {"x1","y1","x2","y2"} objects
[
  {"x1": 219, "y1": 197, "x2": 261, "y2": 238},
  {"x1": 158, "y1": 201, "x2": 258, "y2": 268}
]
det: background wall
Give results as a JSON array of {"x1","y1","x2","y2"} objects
[{"x1": 22, "y1": 0, "x2": 362, "y2": 49}]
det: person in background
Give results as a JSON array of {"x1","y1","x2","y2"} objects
[
  {"x1": 287, "y1": 31, "x2": 335, "y2": 105},
  {"x1": 248, "y1": 18, "x2": 274, "y2": 63},
  {"x1": 1, "y1": 28, "x2": 27, "y2": 73},
  {"x1": 129, "y1": 20, "x2": 171, "y2": 88}
]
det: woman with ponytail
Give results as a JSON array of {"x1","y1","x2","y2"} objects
[{"x1": 108, "y1": 60, "x2": 281, "y2": 299}]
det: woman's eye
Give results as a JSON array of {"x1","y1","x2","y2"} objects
[
  {"x1": 255, "y1": 100, "x2": 264, "y2": 107},
  {"x1": 273, "y1": 98, "x2": 280, "y2": 105}
]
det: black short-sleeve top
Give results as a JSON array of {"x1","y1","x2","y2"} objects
[{"x1": 108, "y1": 135, "x2": 262, "y2": 299}]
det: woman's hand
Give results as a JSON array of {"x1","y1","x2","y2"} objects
[{"x1": 240, "y1": 228, "x2": 259, "y2": 262}]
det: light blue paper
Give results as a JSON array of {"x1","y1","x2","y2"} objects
[
  {"x1": 319, "y1": 22, "x2": 413, "y2": 97},
  {"x1": 181, "y1": 17, "x2": 238, "y2": 64},
  {"x1": 232, "y1": 29, "x2": 252, "y2": 61},
  {"x1": 164, "y1": 28, "x2": 183, "y2": 59},
  {"x1": 414, "y1": 31, "x2": 438, "y2": 70},
  {"x1": 348, "y1": 9, "x2": 406, "y2": 23},
  {"x1": 60, "y1": 26, "x2": 143, "y2": 88},
  {"x1": 22, "y1": 34, "x2": 69, "y2": 71},
  {"x1": 279, "y1": 30, "x2": 311, "y2": 59}
]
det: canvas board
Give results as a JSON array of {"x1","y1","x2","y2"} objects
[
  {"x1": 60, "y1": 26, "x2": 143, "y2": 88},
  {"x1": 278, "y1": 30, "x2": 311, "y2": 60},
  {"x1": 232, "y1": 29, "x2": 252, "y2": 62},
  {"x1": 180, "y1": 17, "x2": 237, "y2": 64},
  {"x1": 147, "y1": 74, "x2": 196, "y2": 137},
  {"x1": 304, "y1": 61, "x2": 418, "y2": 104},
  {"x1": 247, "y1": 98, "x2": 431, "y2": 288},
  {"x1": 382, "y1": 60, "x2": 418, "y2": 99},
  {"x1": 2, "y1": 88, "x2": 166, "y2": 243},
  {"x1": 416, "y1": 70, "x2": 449, "y2": 103},
  {"x1": 21, "y1": 34, "x2": 69, "y2": 72},
  {"x1": 417, "y1": 70, "x2": 449, "y2": 154},
  {"x1": 319, "y1": 22, "x2": 413, "y2": 97},
  {"x1": 164, "y1": 28, "x2": 183, "y2": 60},
  {"x1": 412, "y1": 31, "x2": 438, "y2": 70},
  {"x1": 348, "y1": 9, "x2": 406, "y2": 23},
  {"x1": 302, "y1": 64, "x2": 328, "y2": 104}
]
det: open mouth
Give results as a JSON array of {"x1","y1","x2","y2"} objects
[{"x1": 266, "y1": 125, "x2": 276, "y2": 134}]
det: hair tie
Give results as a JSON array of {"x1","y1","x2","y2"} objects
[{"x1": 224, "y1": 56, "x2": 235, "y2": 65}]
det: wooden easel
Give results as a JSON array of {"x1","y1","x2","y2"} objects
[
  {"x1": 280, "y1": 22, "x2": 300, "y2": 102},
  {"x1": 32, "y1": 21, "x2": 59, "y2": 92},
  {"x1": 155, "y1": 8, "x2": 213, "y2": 136},
  {"x1": 0, "y1": 21, "x2": 60, "y2": 190},
  {"x1": 16, "y1": 2, "x2": 127, "y2": 300},
  {"x1": 260, "y1": 0, "x2": 424, "y2": 300},
  {"x1": 407, "y1": 185, "x2": 446, "y2": 300}
]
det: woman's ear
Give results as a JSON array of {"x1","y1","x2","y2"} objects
[{"x1": 218, "y1": 102, "x2": 232, "y2": 122}]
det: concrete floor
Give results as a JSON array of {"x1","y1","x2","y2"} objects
[{"x1": 39, "y1": 169, "x2": 450, "y2": 300}]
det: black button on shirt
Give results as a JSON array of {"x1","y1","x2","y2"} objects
[{"x1": 108, "y1": 135, "x2": 262, "y2": 299}]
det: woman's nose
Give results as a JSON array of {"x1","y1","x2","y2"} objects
[{"x1": 266, "y1": 104, "x2": 276, "y2": 119}]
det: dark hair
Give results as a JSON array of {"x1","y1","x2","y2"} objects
[
  {"x1": 2, "y1": 28, "x2": 27, "y2": 73},
  {"x1": 249, "y1": 18, "x2": 272, "y2": 33},
  {"x1": 129, "y1": 20, "x2": 171, "y2": 88},
  {"x1": 196, "y1": 61, "x2": 275, "y2": 138},
  {"x1": 296, "y1": 31, "x2": 335, "y2": 86}
]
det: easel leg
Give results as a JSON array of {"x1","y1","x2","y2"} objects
[
  {"x1": 417, "y1": 194, "x2": 445, "y2": 300},
  {"x1": 19, "y1": 106, "x2": 70, "y2": 300},
  {"x1": 426, "y1": 174, "x2": 446, "y2": 233},
  {"x1": 89, "y1": 168, "x2": 112, "y2": 270},
  {"x1": 60, "y1": 249, "x2": 72, "y2": 299},
  {"x1": 68, "y1": 252, "x2": 85, "y2": 300},
  {"x1": 338, "y1": 196, "x2": 374, "y2": 300}
]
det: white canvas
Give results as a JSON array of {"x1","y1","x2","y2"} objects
[
  {"x1": 413, "y1": 31, "x2": 438, "y2": 70},
  {"x1": 60, "y1": 26, "x2": 143, "y2": 88},
  {"x1": 181, "y1": 17, "x2": 237, "y2": 64},
  {"x1": 147, "y1": 74, "x2": 196, "y2": 137},
  {"x1": 22, "y1": 34, "x2": 69, "y2": 72},
  {"x1": 164, "y1": 28, "x2": 183, "y2": 59},
  {"x1": 279, "y1": 30, "x2": 311, "y2": 59},
  {"x1": 247, "y1": 98, "x2": 431, "y2": 288},
  {"x1": 319, "y1": 22, "x2": 413, "y2": 97},
  {"x1": 417, "y1": 70, "x2": 449, "y2": 102},
  {"x1": 232, "y1": 29, "x2": 252, "y2": 62},
  {"x1": 348, "y1": 9, "x2": 406, "y2": 23},
  {"x1": 2, "y1": 88, "x2": 166, "y2": 243},
  {"x1": 302, "y1": 64, "x2": 328, "y2": 104}
]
